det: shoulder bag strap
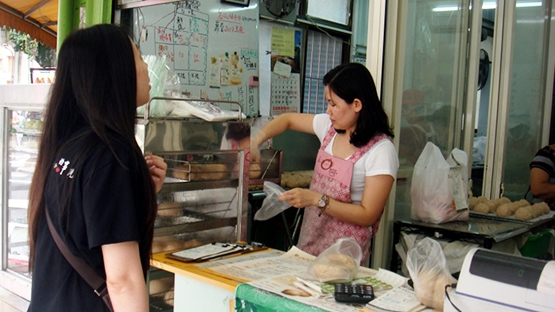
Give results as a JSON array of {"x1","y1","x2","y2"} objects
[{"x1": 45, "y1": 209, "x2": 114, "y2": 311}]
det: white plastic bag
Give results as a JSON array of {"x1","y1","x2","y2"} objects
[
  {"x1": 137, "y1": 55, "x2": 180, "y2": 116},
  {"x1": 177, "y1": 100, "x2": 246, "y2": 121},
  {"x1": 406, "y1": 238, "x2": 457, "y2": 311},
  {"x1": 410, "y1": 142, "x2": 469, "y2": 223},
  {"x1": 472, "y1": 135, "x2": 487, "y2": 165},
  {"x1": 446, "y1": 148, "x2": 469, "y2": 213},
  {"x1": 254, "y1": 182, "x2": 290, "y2": 221},
  {"x1": 304, "y1": 238, "x2": 362, "y2": 283}
]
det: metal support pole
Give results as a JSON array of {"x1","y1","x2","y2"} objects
[
  {"x1": 58, "y1": 0, "x2": 111, "y2": 51},
  {"x1": 85, "y1": 0, "x2": 112, "y2": 27},
  {"x1": 57, "y1": 0, "x2": 74, "y2": 51}
]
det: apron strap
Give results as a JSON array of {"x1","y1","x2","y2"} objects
[
  {"x1": 320, "y1": 122, "x2": 391, "y2": 164},
  {"x1": 321, "y1": 126, "x2": 337, "y2": 150},
  {"x1": 347, "y1": 133, "x2": 391, "y2": 163}
]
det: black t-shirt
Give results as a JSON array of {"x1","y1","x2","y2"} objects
[{"x1": 28, "y1": 131, "x2": 150, "y2": 312}]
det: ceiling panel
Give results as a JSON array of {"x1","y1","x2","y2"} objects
[{"x1": 0, "y1": 0, "x2": 58, "y2": 34}]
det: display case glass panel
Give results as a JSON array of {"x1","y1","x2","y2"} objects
[{"x1": 3, "y1": 109, "x2": 43, "y2": 277}]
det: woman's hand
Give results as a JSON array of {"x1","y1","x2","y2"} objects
[
  {"x1": 145, "y1": 155, "x2": 167, "y2": 193},
  {"x1": 250, "y1": 140, "x2": 261, "y2": 163},
  {"x1": 278, "y1": 188, "x2": 320, "y2": 208}
]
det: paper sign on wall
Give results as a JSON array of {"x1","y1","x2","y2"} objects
[
  {"x1": 271, "y1": 27, "x2": 295, "y2": 57},
  {"x1": 273, "y1": 61, "x2": 292, "y2": 78}
]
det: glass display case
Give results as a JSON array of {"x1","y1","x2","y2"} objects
[
  {"x1": 137, "y1": 99, "x2": 251, "y2": 312},
  {"x1": 0, "y1": 84, "x2": 50, "y2": 300},
  {"x1": 136, "y1": 109, "x2": 251, "y2": 252},
  {"x1": 2, "y1": 107, "x2": 43, "y2": 278}
]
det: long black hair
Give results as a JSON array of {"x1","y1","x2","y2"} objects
[
  {"x1": 323, "y1": 63, "x2": 394, "y2": 147},
  {"x1": 28, "y1": 24, "x2": 157, "y2": 275}
]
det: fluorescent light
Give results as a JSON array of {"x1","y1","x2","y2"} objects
[
  {"x1": 432, "y1": 2, "x2": 542, "y2": 12},
  {"x1": 432, "y1": 6, "x2": 459, "y2": 12},
  {"x1": 482, "y1": 3, "x2": 496, "y2": 10},
  {"x1": 516, "y1": 2, "x2": 542, "y2": 7}
]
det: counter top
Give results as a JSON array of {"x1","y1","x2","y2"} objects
[
  {"x1": 151, "y1": 247, "x2": 286, "y2": 292},
  {"x1": 153, "y1": 246, "x2": 419, "y2": 312},
  {"x1": 151, "y1": 251, "x2": 242, "y2": 292}
]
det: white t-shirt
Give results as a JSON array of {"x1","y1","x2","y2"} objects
[{"x1": 312, "y1": 114, "x2": 399, "y2": 204}]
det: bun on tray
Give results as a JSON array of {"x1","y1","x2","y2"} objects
[
  {"x1": 173, "y1": 163, "x2": 229, "y2": 181},
  {"x1": 311, "y1": 253, "x2": 357, "y2": 283}
]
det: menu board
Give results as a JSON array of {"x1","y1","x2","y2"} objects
[{"x1": 130, "y1": 0, "x2": 260, "y2": 116}]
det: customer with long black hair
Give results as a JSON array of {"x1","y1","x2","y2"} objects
[{"x1": 27, "y1": 24, "x2": 167, "y2": 311}]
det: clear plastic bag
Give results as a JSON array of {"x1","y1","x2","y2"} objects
[
  {"x1": 178, "y1": 100, "x2": 246, "y2": 121},
  {"x1": 253, "y1": 182, "x2": 290, "y2": 221},
  {"x1": 410, "y1": 142, "x2": 469, "y2": 223},
  {"x1": 304, "y1": 238, "x2": 362, "y2": 283},
  {"x1": 406, "y1": 237, "x2": 457, "y2": 311},
  {"x1": 137, "y1": 55, "x2": 180, "y2": 117}
]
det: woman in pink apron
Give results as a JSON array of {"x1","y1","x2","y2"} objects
[{"x1": 251, "y1": 63, "x2": 398, "y2": 265}]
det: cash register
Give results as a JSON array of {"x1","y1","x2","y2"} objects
[{"x1": 444, "y1": 248, "x2": 555, "y2": 312}]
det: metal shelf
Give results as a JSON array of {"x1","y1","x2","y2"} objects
[{"x1": 160, "y1": 179, "x2": 238, "y2": 193}]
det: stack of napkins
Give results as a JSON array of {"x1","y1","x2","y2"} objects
[{"x1": 367, "y1": 286, "x2": 425, "y2": 312}]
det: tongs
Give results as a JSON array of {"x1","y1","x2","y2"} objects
[{"x1": 260, "y1": 149, "x2": 279, "y2": 180}]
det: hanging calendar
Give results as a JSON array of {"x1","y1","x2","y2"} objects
[{"x1": 270, "y1": 72, "x2": 300, "y2": 115}]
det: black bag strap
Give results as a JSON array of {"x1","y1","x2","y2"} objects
[{"x1": 45, "y1": 209, "x2": 114, "y2": 311}]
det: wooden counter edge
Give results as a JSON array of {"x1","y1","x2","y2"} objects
[{"x1": 150, "y1": 251, "x2": 240, "y2": 292}]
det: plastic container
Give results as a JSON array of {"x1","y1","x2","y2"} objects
[{"x1": 519, "y1": 230, "x2": 552, "y2": 259}]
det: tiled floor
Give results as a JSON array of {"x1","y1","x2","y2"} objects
[{"x1": 0, "y1": 287, "x2": 28, "y2": 312}]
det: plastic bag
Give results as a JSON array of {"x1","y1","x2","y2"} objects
[
  {"x1": 254, "y1": 182, "x2": 290, "y2": 221},
  {"x1": 304, "y1": 238, "x2": 362, "y2": 283},
  {"x1": 175, "y1": 100, "x2": 246, "y2": 121},
  {"x1": 406, "y1": 237, "x2": 457, "y2": 311},
  {"x1": 137, "y1": 55, "x2": 180, "y2": 117},
  {"x1": 410, "y1": 142, "x2": 469, "y2": 223},
  {"x1": 472, "y1": 135, "x2": 487, "y2": 165}
]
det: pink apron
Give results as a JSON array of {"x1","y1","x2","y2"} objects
[{"x1": 297, "y1": 126, "x2": 389, "y2": 264}]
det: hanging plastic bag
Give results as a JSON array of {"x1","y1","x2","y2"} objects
[
  {"x1": 178, "y1": 100, "x2": 247, "y2": 121},
  {"x1": 253, "y1": 182, "x2": 291, "y2": 221},
  {"x1": 137, "y1": 55, "x2": 181, "y2": 117},
  {"x1": 410, "y1": 142, "x2": 469, "y2": 223},
  {"x1": 406, "y1": 237, "x2": 457, "y2": 311},
  {"x1": 446, "y1": 147, "x2": 469, "y2": 214},
  {"x1": 303, "y1": 238, "x2": 362, "y2": 283}
]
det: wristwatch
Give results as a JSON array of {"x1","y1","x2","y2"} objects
[{"x1": 318, "y1": 194, "x2": 329, "y2": 216}]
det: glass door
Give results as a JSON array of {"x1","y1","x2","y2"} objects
[
  {"x1": 391, "y1": 0, "x2": 473, "y2": 220},
  {"x1": 386, "y1": 0, "x2": 554, "y2": 216},
  {"x1": 470, "y1": 5, "x2": 495, "y2": 197},
  {"x1": 482, "y1": 0, "x2": 554, "y2": 200}
]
